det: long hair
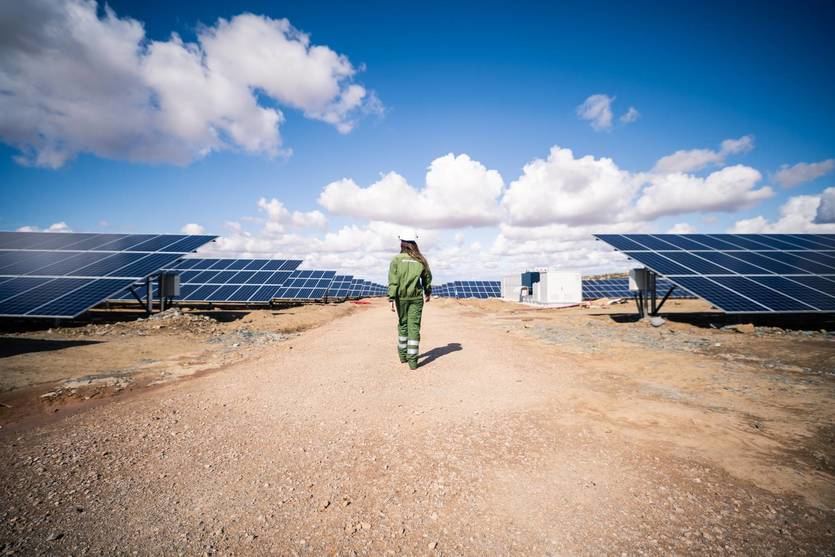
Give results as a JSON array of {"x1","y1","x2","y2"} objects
[{"x1": 401, "y1": 241, "x2": 430, "y2": 274}]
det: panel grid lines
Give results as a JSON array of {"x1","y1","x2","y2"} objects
[
  {"x1": 111, "y1": 258, "x2": 302, "y2": 303},
  {"x1": 596, "y1": 233, "x2": 835, "y2": 313},
  {"x1": 432, "y1": 280, "x2": 501, "y2": 299},
  {"x1": 0, "y1": 232, "x2": 216, "y2": 318}
]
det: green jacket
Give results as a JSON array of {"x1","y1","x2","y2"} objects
[{"x1": 388, "y1": 253, "x2": 432, "y2": 300}]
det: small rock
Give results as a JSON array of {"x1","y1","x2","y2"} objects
[
  {"x1": 46, "y1": 532, "x2": 63, "y2": 541},
  {"x1": 360, "y1": 521, "x2": 371, "y2": 530},
  {"x1": 429, "y1": 541, "x2": 438, "y2": 550}
]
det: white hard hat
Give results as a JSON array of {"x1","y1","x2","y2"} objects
[{"x1": 399, "y1": 231, "x2": 418, "y2": 242}]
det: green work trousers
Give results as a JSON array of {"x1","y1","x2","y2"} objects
[{"x1": 395, "y1": 297, "x2": 424, "y2": 369}]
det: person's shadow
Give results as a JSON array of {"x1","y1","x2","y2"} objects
[{"x1": 419, "y1": 343, "x2": 463, "y2": 366}]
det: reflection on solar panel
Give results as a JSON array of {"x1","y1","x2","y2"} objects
[
  {"x1": 595, "y1": 234, "x2": 835, "y2": 313},
  {"x1": 433, "y1": 281, "x2": 501, "y2": 299},
  {"x1": 112, "y1": 258, "x2": 302, "y2": 304},
  {"x1": 581, "y1": 277, "x2": 694, "y2": 300},
  {"x1": 0, "y1": 231, "x2": 216, "y2": 318}
]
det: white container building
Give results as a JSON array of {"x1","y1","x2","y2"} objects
[
  {"x1": 532, "y1": 269, "x2": 582, "y2": 305},
  {"x1": 501, "y1": 274, "x2": 523, "y2": 301}
]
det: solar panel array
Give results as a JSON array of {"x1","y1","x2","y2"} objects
[
  {"x1": 596, "y1": 234, "x2": 835, "y2": 313},
  {"x1": 0, "y1": 232, "x2": 216, "y2": 318},
  {"x1": 433, "y1": 280, "x2": 501, "y2": 299},
  {"x1": 347, "y1": 279, "x2": 386, "y2": 298},
  {"x1": 111, "y1": 257, "x2": 387, "y2": 305},
  {"x1": 327, "y1": 275, "x2": 354, "y2": 299},
  {"x1": 271, "y1": 270, "x2": 336, "y2": 300},
  {"x1": 112, "y1": 258, "x2": 302, "y2": 303},
  {"x1": 582, "y1": 277, "x2": 694, "y2": 300}
]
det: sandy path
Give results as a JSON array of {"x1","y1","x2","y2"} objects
[{"x1": 1, "y1": 300, "x2": 833, "y2": 555}]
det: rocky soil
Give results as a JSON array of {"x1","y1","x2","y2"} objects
[{"x1": 1, "y1": 298, "x2": 833, "y2": 555}]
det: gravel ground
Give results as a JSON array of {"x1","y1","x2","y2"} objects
[{"x1": 1, "y1": 299, "x2": 833, "y2": 555}]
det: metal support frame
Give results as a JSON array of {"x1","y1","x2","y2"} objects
[
  {"x1": 634, "y1": 291, "x2": 644, "y2": 318},
  {"x1": 654, "y1": 284, "x2": 677, "y2": 315},
  {"x1": 128, "y1": 284, "x2": 150, "y2": 316},
  {"x1": 635, "y1": 270, "x2": 676, "y2": 317},
  {"x1": 146, "y1": 276, "x2": 153, "y2": 314},
  {"x1": 649, "y1": 272, "x2": 657, "y2": 315},
  {"x1": 157, "y1": 275, "x2": 165, "y2": 312}
]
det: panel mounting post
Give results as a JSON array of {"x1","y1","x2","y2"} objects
[
  {"x1": 146, "y1": 276, "x2": 153, "y2": 314},
  {"x1": 158, "y1": 274, "x2": 165, "y2": 312},
  {"x1": 649, "y1": 271, "x2": 658, "y2": 315}
]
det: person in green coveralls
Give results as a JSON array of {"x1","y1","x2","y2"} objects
[{"x1": 388, "y1": 231, "x2": 432, "y2": 370}]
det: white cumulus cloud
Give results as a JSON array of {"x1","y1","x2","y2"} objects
[
  {"x1": 635, "y1": 165, "x2": 773, "y2": 220},
  {"x1": 501, "y1": 147, "x2": 641, "y2": 227},
  {"x1": 652, "y1": 135, "x2": 754, "y2": 174},
  {"x1": 0, "y1": 0, "x2": 379, "y2": 168},
  {"x1": 814, "y1": 187, "x2": 835, "y2": 224},
  {"x1": 318, "y1": 153, "x2": 505, "y2": 228},
  {"x1": 730, "y1": 194, "x2": 835, "y2": 233},
  {"x1": 773, "y1": 159, "x2": 835, "y2": 188},
  {"x1": 257, "y1": 197, "x2": 327, "y2": 233}
]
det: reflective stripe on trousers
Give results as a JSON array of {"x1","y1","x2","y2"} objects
[{"x1": 394, "y1": 297, "x2": 424, "y2": 366}]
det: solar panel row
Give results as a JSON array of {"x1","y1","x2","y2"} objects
[
  {"x1": 0, "y1": 232, "x2": 216, "y2": 318},
  {"x1": 272, "y1": 270, "x2": 337, "y2": 300},
  {"x1": 433, "y1": 280, "x2": 501, "y2": 299},
  {"x1": 114, "y1": 262, "x2": 386, "y2": 304},
  {"x1": 346, "y1": 279, "x2": 386, "y2": 298},
  {"x1": 581, "y1": 277, "x2": 694, "y2": 301},
  {"x1": 0, "y1": 232, "x2": 214, "y2": 253},
  {"x1": 111, "y1": 258, "x2": 303, "y2": 303},
  {"x1": 596, "y1": 234, "x2": 835, "y2": 314},
  {"x1": 328, "y1": 275, "x2": 354, "y2": 298}
]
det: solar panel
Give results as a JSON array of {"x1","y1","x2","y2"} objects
[
  {"x1": 271, "y1": 269, "x2": 337, "y2": 301},
  {"x1": 0, "y1": 231, "x2": 216, "y2": 318},
  {"x1": 432, "y1": 280, "x2": 501, "y2": 299},
  {"x1": 582, "y1": 277, "x2": 696, "y2": 301},
  {"x1": 327, "y1": 275, "x2": 354, "y2": 299},
  {"x1": 596, "y1": 233, "x2": 835, "y2": 313},
  {"x1": 111, "y1": 258, "x2": 302, "y2": 304}
]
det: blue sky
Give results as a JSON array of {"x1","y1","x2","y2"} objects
[{"x1": 1, "y1": 0, "x2": 834, "y2": 281}]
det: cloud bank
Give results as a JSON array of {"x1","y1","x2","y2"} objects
[
  {"x1": 319, "y1": 154, "x2": 505, "y2": 228},
  {"x1": 0, "y1": 0, "x2": 380, "y2": 168}
]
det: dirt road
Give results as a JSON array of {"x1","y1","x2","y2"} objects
[{"x1": 1, "y1": 299, "x2": 833, "y2": 555}]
